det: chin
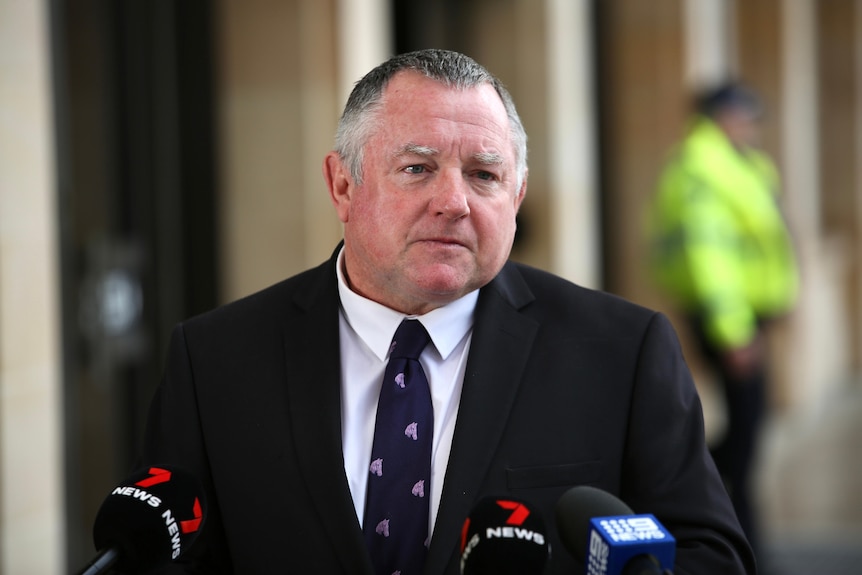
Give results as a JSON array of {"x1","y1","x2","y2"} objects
[{"x1": 416, "y1": 277, "x2": 486, "y2": 303}]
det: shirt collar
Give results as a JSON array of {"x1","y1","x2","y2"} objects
[{"x1": 336, "y1": 247, "x2": 477, "y2": 361}]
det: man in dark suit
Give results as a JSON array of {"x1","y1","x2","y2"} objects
[{"x1": 140, "y1": 49, "x2": 755, "y2": 574}]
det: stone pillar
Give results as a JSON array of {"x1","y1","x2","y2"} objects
[
  {"x1": 684, "y1": 0, "x2": 733, "y2": 87},
  {"x1": 217, "y1": 0, "x2": 351, "y2": 302},
  {"x1": 0, "y1": 0, "x2": 65, "y2": 572},
  {"x1": 545, "y1": 0, "x2": 601, "y2": 287}
]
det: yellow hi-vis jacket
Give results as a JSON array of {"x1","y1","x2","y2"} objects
[{"x1": 646, "y1": 117, "x2": 799, "y2": 350}]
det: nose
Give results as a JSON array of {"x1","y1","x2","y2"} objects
[{"x1": 431, "y1": 170, "x2": 470, "y2": 220}]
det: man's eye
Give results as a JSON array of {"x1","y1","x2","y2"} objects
[
  {"x1": 404, "y1": 165, "x2": 426, "y2": 174},
  {"x1": 475, "y1": 171, "x2": 496, "y2": 181}
]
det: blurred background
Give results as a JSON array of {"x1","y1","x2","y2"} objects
[{"x1": 2, "y1": 0, "x2": 861, "y2": 573}]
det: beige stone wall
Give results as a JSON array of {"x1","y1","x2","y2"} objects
[
  {"x1": 0, "y1": 0, "x2": 65, "y2": 572},
  {"x1": 216, "y1": 0, "x2": 370, "y2": 303},
  {"x1": 217, "y1": 0, "x2": 332, "y2": 301},
  {"x1": 1, "y1": 0, "x2": 859, "y2": 571}
]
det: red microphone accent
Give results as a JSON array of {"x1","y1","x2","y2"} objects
[
  {"x1": 180, "y1": 498, "x2": 203, "y2": 534},
  {"x1": 497, "y1": 500, "x2": 530, "y2": 526},
  {"x1": 135, "y1": 467, "x2": 172, "y2": 488},
  {"x1": 460, "y1": 517, "x2": 472, "y2": 551}
]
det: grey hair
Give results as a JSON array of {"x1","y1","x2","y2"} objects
[{"x1": 334, "y1": 49, "x2": 528, "y2": 189}]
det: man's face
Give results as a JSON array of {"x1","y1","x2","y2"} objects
[{"x1": 324, "y1": 71, "x2": 527, "y2": 315}]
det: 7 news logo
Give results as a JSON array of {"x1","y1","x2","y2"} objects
[
  {"x1": 460, "y1": 498, "x2": 545, "y2": 568},
  {"x1": 484, "y1": 500, "x2": 545, "y2": 545},
  {"x1": 112, "y1": 467, "x2": 203, "y2": 559}
]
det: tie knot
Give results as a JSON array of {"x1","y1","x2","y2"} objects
[{"x1": 390, "y1": 319, "x2": 430, "y2": 360}]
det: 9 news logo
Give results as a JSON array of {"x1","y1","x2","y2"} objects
[{"x1": 598, "y1": 516, "x2": 667, "y2": 542}]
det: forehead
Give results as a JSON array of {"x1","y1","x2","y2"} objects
[{"x1": 372, "y1": 72, "x2": 514, "y2": 155}]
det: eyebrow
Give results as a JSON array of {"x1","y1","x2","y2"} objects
[
  {"x1": 473, "y1": 151, "x2": 504, "y2": 166},
  {"x1": 395, "y1": 143, "x2": 439, "y2": 158},
  {"x1": 395, "y1": 143, "x2": 504, "y2": 166}
]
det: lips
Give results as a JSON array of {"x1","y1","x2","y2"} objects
[{"x1": 416, "y1": 237, "x2": 469, "y2": 249}]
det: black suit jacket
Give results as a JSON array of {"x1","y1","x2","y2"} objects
[{"x1": 141, "y1": 248, "x2": 755, "y2": 574}]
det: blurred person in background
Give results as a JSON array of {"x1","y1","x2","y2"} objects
[{"x1": 647, "y1": 82, "x2": 800, "y2": 558}]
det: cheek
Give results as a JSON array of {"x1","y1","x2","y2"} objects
[
  {"x1": 347, "y1": 192, "x2": 402, "y2": 249},
  {"x1": 495, "y1": 200, "x2": 520, "y2": 234},
  {"x1": 477, "y1": 204, "x2": 519, "y2": 254}
]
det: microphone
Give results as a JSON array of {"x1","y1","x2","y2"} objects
[
  {"x1": 460, "y1": 495, "x2": 550, "y2": 575},
  {"x1": 75, "y1": 465, "x2": 206, "y2": 575},
  {"x1": 555, "y1": 486, "x2": 675, "y2": 575}
]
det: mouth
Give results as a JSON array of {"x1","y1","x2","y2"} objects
[{"x1": 417, "y1": 237, "x2": 468, "y2": 249}]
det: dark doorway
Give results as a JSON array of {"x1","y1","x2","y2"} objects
[{"x1": 49, "y1": 0, "x2": 219, "y2": 569}]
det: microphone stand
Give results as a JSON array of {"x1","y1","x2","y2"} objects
[{"x1": 75, "y1": 547, "x2": 119, "y2": 575}]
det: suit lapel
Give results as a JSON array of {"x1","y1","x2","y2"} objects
[
  {"x1": 426, "y1": 263, "x2": 539, "y2": 573},
  {"x1": 280, "y1": 253, "x2": 375, "y2": 575}
]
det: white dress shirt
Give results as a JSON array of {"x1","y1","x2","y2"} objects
[{"x1": 335, "y1": 249, "x2": 477, "y2": 536}]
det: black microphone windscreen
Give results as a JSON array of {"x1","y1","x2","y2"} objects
[
  {"x1": 554, "y1": 485, "x2": 634, "y2": 561},
  {"x1": 91, "y1": 465, "x2": 206, "y2": 573},
  {"x1": 460, "y1": 495, "x2": 550, "y2": 575}
]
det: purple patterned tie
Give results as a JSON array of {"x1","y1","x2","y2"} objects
[{"x1": 363, "y1": 319, "x2": 433, "y2": 575}]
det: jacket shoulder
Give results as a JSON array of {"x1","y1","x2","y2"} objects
[
  {"x1": 183, "y1": 258, "x2": 336, "y2": 336},
  {"x1": 499, "y1": 261, "x2": 659, "y2": 332}
]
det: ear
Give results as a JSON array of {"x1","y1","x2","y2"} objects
[
  {"x1": 514, "y1": 168, "x2": 528, "y2": 213},
  {"x1": 323, "y1": 151, "x2": 354, "y2": 223}
]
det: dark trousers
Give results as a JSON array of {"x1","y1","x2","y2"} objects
[{"x1": 689, "y1": 317, "x2": 768, "y2": 556}]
